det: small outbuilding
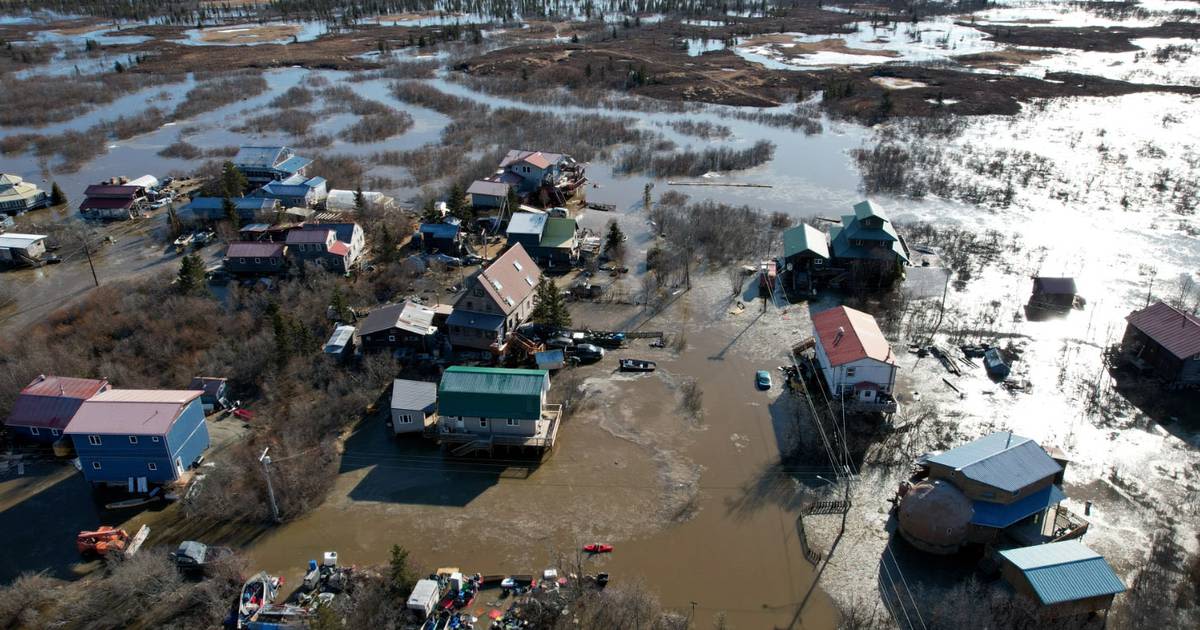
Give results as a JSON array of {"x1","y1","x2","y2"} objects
[
  {"x1": 1029, "y1": 277, "x2": 1081, "y2": 311},
  {"x1": 0, "y1": 232, "x2": 48, "y2": 267},
  {"x1": 187, "y1": 377, "x2": 229, "y2": 414},
  {"x1": 323, "y1": 324, "x2": 356, "y2": 360},
  {"x1": 390, "y1": 379, "x2": 438, "y2": 435},
  {"x1": 997, "y1": 540, "x2": 1125, "y2": 619}
]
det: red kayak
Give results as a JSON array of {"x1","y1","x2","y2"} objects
[{"x1": 583, "y1": 543, "x2": 613, "y2": 554}]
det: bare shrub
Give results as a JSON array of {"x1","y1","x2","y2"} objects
[
  {"x1": 615, "y1": 140, "x2": 775, "y2": 177},
  {"x1": 667, "y1": 120, "x2": 732, "y2": 139},
  {"x1": 340, "y1": 108, "x2": 414, "y2": 143},
  {"x1": 235, "y1": 108, "x2": 316, "y2": 136},
  {"x1": 173, "y1": 73, "x2": 268, "y2": 120},
  {"x1": 268, "y1": 85, "x2": 313, "y2": 108},
  {"x1": 159, "y1": 138, "x2": 203, "y2": 159}
]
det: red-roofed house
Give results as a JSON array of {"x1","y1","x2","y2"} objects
[
  {"x1": 5, "y1": 375, "x2": 111, "y2": 444},
  {"x1": 65, "y1": 389, "x2": 210, "y2": 486},
  {"x1": 285, "y1": 223, "x2": 364, "y2": 273},
  {"x1": 80, "y1": 183, "x2": 148, "y2": 220},
  {"x1": 811, "y1": 306, "x2": 898, "y2": 408},
  {"x1": 1122, "y1": 300, "x2": 1200, "y2": 387}
]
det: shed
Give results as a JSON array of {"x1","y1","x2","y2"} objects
[
  {"x1": 187, "y1": 377, "x2": 229, "y2": 414},
  {"x1": 506, "y1": 213, "x2": 547, "y2": 252},
  {"x1": 1030, "y1": 277, "x2": 1079, "y2": 310},
  {"x1": 535, "y1": 349, "x2": 566, "y2": 370},
  {"x1": 467, "y1": 179, "x2": 510, "y2": 209},
  {"x1": 390, "y1": 379, "x2": 438, "y2": 434},
  {"x1": 998, "y1": 541, "x2": 1125, "y2": 618},
  {"x1": 418, "y1": 222, "x2": 461, "y2": 254},
  {"x1": 324, "y1": 324, "x2": 356, "y2": 360}
]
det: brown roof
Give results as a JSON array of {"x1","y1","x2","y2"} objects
[
  {"x1": 813, "y1": 306, "x2": 895, "y2": 367},
  {"x1": 225, "y1": 242, "x2": 285, "y2": 258},
  {"x1": 84, "y1": 184, "x2": 141, "y2": 198},
  {"x1": 474, "y1": 243, "x2": 540, "y2": 315},
  {"x1": 499, "y1": 149, "x2": 562, "y2": 170},
  {"x1": 7, "y1": 375, "x2": 110, "y2": 430},
  {"x1": 1127, "y1": 301, "x2": 1200, "y2": 359}
]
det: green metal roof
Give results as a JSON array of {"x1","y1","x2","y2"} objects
[
  {"x1": 538, "y1": 217, "x2": 577, "y2": 249},
  {"x1": 782, "y1": 224, "x2": 829, "y2": 259},
  {"x1": 830, "y1": 212, "x2": 909, "y2": 263},
  {"x1": 438, "y1": 366, "x2": 548, "y2": 420},
  {"x1": 853, "y1": 199, "x2": 889, "y2": 222}
]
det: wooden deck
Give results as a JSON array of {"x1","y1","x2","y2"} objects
[{"x1": 437, "y1": 405, "x2": 562, "y2": 454}]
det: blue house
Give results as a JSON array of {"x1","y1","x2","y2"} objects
[
  {"x1": 233, "y1": 146, "x2": 313, "y2": 188},
  {"x1": 419, "y1": 222, "x2": 462, "y2": 254},
  {"x1": 181, "y1": 196, "x2": 280, "y2": 222},
  {"x1": 506, "y1": 212, "x2": 547, "y2": 252},
  {"x1": 252, "y1": 174, "x2": 328, "y2": 208},
  {"x1": 64, "y1": 389, "x2": 210, "y2": 487},
  {"x1": 5, "y1": 375, "x2": 110, "y2": 445}
]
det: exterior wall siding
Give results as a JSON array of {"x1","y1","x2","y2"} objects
[
  {"x1": 72, "y1": 433, "x2": 175, "y2": 484},
  {"x1": 165, "y1": 400, "x2": 210, "y2": 474},
  {"x1": 391, "y1": 408, "x2": 431, "y2": 434},
  {"x1": 9, "y1": 424, "x2": 64, "y2": 444}
]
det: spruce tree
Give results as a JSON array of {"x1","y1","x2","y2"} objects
[
  {"x1": 49, "y1": 182, "x2": 66, "y2": 206},
  {"x1": 176, "y1": 254, "x2": 206, "y2": 294},
  {"x1": 223, "y1": 196, "x2": 240, "y2": 229}
]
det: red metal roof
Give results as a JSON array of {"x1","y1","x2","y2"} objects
[
  {"x1": 83, "y1": 184, "x2": 141, "y2": 198},
  {"x1": 812, "y1": 306, "x2": 895, "y2": 367},
  {"x1": 7, "y1": 375, "x2": 110, "y2": 430},
  {"x1": 79, "y1": 197, "x2": 134, "y2": 210},
  {"x1": 327, "y1": 241, "x2": 350, "y2": 256},
  {"x1": 65, "y1": 389, "x2": 202, "y2": 436},
  {"x1": 1127, "y1": 301, "x2": 1200, "y2": 359}
]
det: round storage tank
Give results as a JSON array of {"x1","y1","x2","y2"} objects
[{"x1": 898, "y1": 479, "x2": 973, "y2": 554}]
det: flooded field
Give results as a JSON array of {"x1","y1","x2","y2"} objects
[{"x1": 1, "y1": 0, "x2": 1199, "y2": 626}]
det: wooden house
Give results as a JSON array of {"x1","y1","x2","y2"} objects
[
  {"x1": 447, "y1": 243, "x2": 541, "y2": 352},
  {"x1": 782, "y1": 223, "x2": 829, "y2": 291},
  {"x1": 434, "y1": 366, "x2": 560, "y2": 454},
  {"x1": 223, "y1": 241, "x2": 288, "y2": 275},
  {"x1": 811, "y1": 305, "x2": 897, "y2": 411},
  {"x1": 390, "y1": 379, "x2": 437, "y2": 435},
  {"x1": 1121, "y1": 300, "x2": 1200, "y2": 387},
  {"x1": 358, "y1": 301, "x2": 438, "y2": 352}
]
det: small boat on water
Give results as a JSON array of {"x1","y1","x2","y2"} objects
[
  {"x1": 583, "y1": 543, "x2": 614, "y2": 554},
  {"x1": 619, "y1": 359, "x2": 656, "y2": 372},
  {"x1": 238, "y1": 572, "x2": 281, "y2": 629}
]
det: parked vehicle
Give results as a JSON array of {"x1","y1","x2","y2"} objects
[
  {"x1": 619, "y1": 359, "x2": 656, "y2": 372},
  {"x1": 583, "y1": 543, "x2": 614, "y2": 554},
  {"x1": 43, "y1": 254, "x2": 62, "y2": 264},
  {"x1": 545, "y1": 335, "x2": 574, "y2": 349},
  {"x1": 427, "y1": 253, "x2": 462, "y2": 267},
  {"x1": 755, "y1": 370, "x2": 772, "y2": 390},
  {"x1": 547, "y1": 207, "x2": 569, "y2": 218},
  {"x1": 171, "y1": 540, "x2": 233, "y2": 577},
  {"x1": 571, "y1": 343, "x2": 605, "y2": 362}
]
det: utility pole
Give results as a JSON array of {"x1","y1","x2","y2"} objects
[
  {"x1": 259, "y1": 447, "x2": 281, "y2": 523},
  {"x1": 83, "y1": 237, "x2": 99, "y2": 287},
  {"x1": 688, "y1": 601, "x2": 697, "y2": 627}
]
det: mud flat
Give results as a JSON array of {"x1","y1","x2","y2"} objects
[{"x1": 195, "y1": 24, "x2": 301, "y2": 45}]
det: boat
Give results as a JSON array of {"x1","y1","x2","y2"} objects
[
  {"x1": 238, "y1": 572, "x2": 281, "y2": 629},
  {"x1": 619, "y1": 359, "x2": 656, "y2": 372},
  {"x1": 583, "y1": 543, "x2": 614, "y2": 554},
  {"x1": 983, "y1": 348, "x2": 1010, "y2": 380},
  {"x1": 173, "y1": 233, "x2": 193, "y2": 251}
]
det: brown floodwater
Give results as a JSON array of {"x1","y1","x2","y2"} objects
[{"x1": 166, "y1": 319, "x2": 838, "y2": 628}]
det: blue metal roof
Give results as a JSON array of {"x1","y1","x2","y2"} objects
[
  {"x1": 276, "y1": 155, "x2": 312, "y2": 174},
  {"x1": 233, "y1": 146, "x2": 287, "y2": 168},
  {"x1": 971, "y1": 484, "x2": 1065, "y2": 528},
  {"x1": 929, "y1": 432, "x2": 1062, "y2": 493},
  {"x1": 420, "y1": 223, "x2": 460, "y2": 239},
  {"x1": 1000, "y1": 541, "x2": 1125, "y2": 605},
  {"x1": 184, "y1": 197, "x2": 276, "y2": 211}
]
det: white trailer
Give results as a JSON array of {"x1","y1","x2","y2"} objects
[{"x1": 407, "y1": 579, "x2": 440, "y2": 617}]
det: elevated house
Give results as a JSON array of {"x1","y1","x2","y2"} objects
[
  {"x1": 997, "y1": 541, "x2": 1125, "y2": 619},
  {"x1": 447, "y1": 243, "x2": 541, "y2": 353},
  {"x1": 1029, "y1": 277, "x2": 1081, "y2": 312},
  {"x1": 5, "y1": 375, "x2": 111, "y2": 444},
  {"x1": 252, "y1": 174, "x2": 328, "y2": 208},
  {"x1": 390, "y1": 379, "x2": 437, "y2": 435},
  {"x1": 187, "y1": 377, "x2": 229, "y2": 414},
  {"x1": 0, "y1": 233, "x2": 48, "y2": 268},
  {"x1": 181, "y1": 197, "x2": 280, "y2": 223},
  {"x1": 810, "y1": 305, "x2": 898, "y2": 413},
  {"x1": 418, "y1": 222, "x2": 462, "y2": 254},
  {"x1": 232, "y1": 146, "x2": 312, "y2": 189},
  {"x1": 435, "y1": 366, "x2": 560, "y2": 455},
  {"x1": 64, "y1": 389, "x2": 210, "y2": 488},
  {"x1": 0, "y1": 174, "x2": 50, "y2": 214},
  {"x1": 782, "y1": 223, "x2": 830, "y2": 292},
  {"x1": 1121, "y1": 300, "x2": 1200, "y2": 387},
  {"x1": 829, "y1": 200, "x2": 909, "y2": 286},
  {"x1": 223, "y1": 241, "x2": 288, "y2": 275},
  {"x1": 285, "y1": 223, "x2": 364, "y2": 273},
  {"x1": 80, "y1": 182, "x2": 148, "y2": 220},
  {"x1": 467, "y1": 179, "x2": 511, "y2": 210},
  {"x1": 898, "y1": 432, "x2": 1084, "y2": 555},
  {"x1": 358, "y1": 301, "x2": 438, "y2": 352}
]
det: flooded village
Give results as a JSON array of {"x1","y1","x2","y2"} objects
[{"x1": 1, "y1": 0, "x2": 1200, "y2": 628}]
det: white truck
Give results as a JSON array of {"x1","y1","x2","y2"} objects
[{"x1": 407, "y1": 579, "x2": 441, "y2": 617}]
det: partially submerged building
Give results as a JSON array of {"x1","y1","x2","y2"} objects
[
  {"x1": 390, "y1": 379, "x2": 437, "y2": 435},
  {"x1": 1121, "y1": 300, "x2": 1200, "y2": 387},
  {"x1": 65, "y1": 389, "x2": 210, "y2": 488},
  {"x1": 181, "y1": 197, "x2": 280, "y2": 223},
  {"x1": 232, "y1": 146, "x2": 312, "y2": 188},
  {"x1": 782, "y1": 223, "x2": 829, "y2": 292},
  {"x1": 0, "y1": 174, "x2": 50, "y2": 214},
  {"x1": 0, "y1": 232, "x2": 48, "y2": 267},
  {"x1": 898, "y1": 432, "x2": 1084, "y2": 554},
  {"x1": 810, "y1": 305, "x2": 898, "y2": 412},
  {"x1": 435, "y1": 366, "x2": 560, "y2": 455},
  {"x1": 997, "y1": 540, "x2": 1125, "y2": 619},
  {"x1": 447, "y1": 243, "x2": 541, "y2": 353},
  {"x1": 223, "y1": 241, "x2": 288, "y2": 275},
  {"x1": 80, "y1": 182, "x2": 148, "y2": 220},
  {"x1": 5, "y1": 375, "x2": 111, "y2": 444},
  {"x1": 358, "y1": 301, "x2": 437, "y2": 352}
]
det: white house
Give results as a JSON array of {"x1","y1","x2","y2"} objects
[
  {"x1": 811, "y1": 305, "x2": 897, "y2": 406},
  {"x1": 390, "y1": 379, "x2": 437, "y2": 435}
]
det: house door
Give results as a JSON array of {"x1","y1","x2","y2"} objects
[{"x1": 454, "y1": 416, "x2": 465, "y2": 431}]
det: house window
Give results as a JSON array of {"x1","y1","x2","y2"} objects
[
  {"x1": 239, "y1": 257, "x2": 246, "y2": 263},
  {"x1": 254, "y1": 257, "x2": 261, "y2": 264},
  {"x1": 50, "y1": 429, "x2": 59, "y2": 437},
  {"x1": 480, "y1": 418, "x2": 488, "y2": 428},
  {"x1": 507, "y1": 418, "x2": 519, "y2": 427},
  {"x1": 29, "y1": 427, "x2": 39, "y2": 436},
  {"x1": 129, "y1": 436, "x2": 138, "y2": 445},
  {"x1": 388, "y1": 335, "x2": 396, "y2": 342},
  {"x1": 152, "y1": 436, "x2": 160, "y2": 443},
  {"x1": 398, "y1": 415, "x2": 412, "y2": 424},
  {"x1": 846, "y1": 367, "x2": 857, "y2": 378},
  {"x1": 148, "y1": 462, "x2": 157, "y2": 471},
  {"x1": 88, "y1": 435, "x2": 102, "y2": 446},
  {"x1": 92, "y1": 461, "x2": 102, "y2": 470}
]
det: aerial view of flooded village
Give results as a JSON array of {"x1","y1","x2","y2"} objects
[{"x1": 1, "y1": 0, "x2": 1199, "y2": 628}]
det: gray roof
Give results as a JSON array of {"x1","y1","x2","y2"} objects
[
  {"x1": 391, "y1": 379, "x2": 437, "y2": 413},
  {"x1": 467, "y1": 180, "x2": 510, "y2": 197},
  {"x1": 507, "y1": 213, "x2": 547, "y2": 236},
  {"x1": 999, "y1": 541, "x2": 1125, "y2": 605},
  {"x1": 324, "y1": 325, "x2": 355, "y2": 353},
  {"x1": 927, "y1": 432, "x2": 1062, "y2": 493},
  {"x1": 234, "y1": 146, "x2": 288, "y2": 168},
  {"x1": 360, "y1": 301, "x2": 436, "y2": 337}
]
